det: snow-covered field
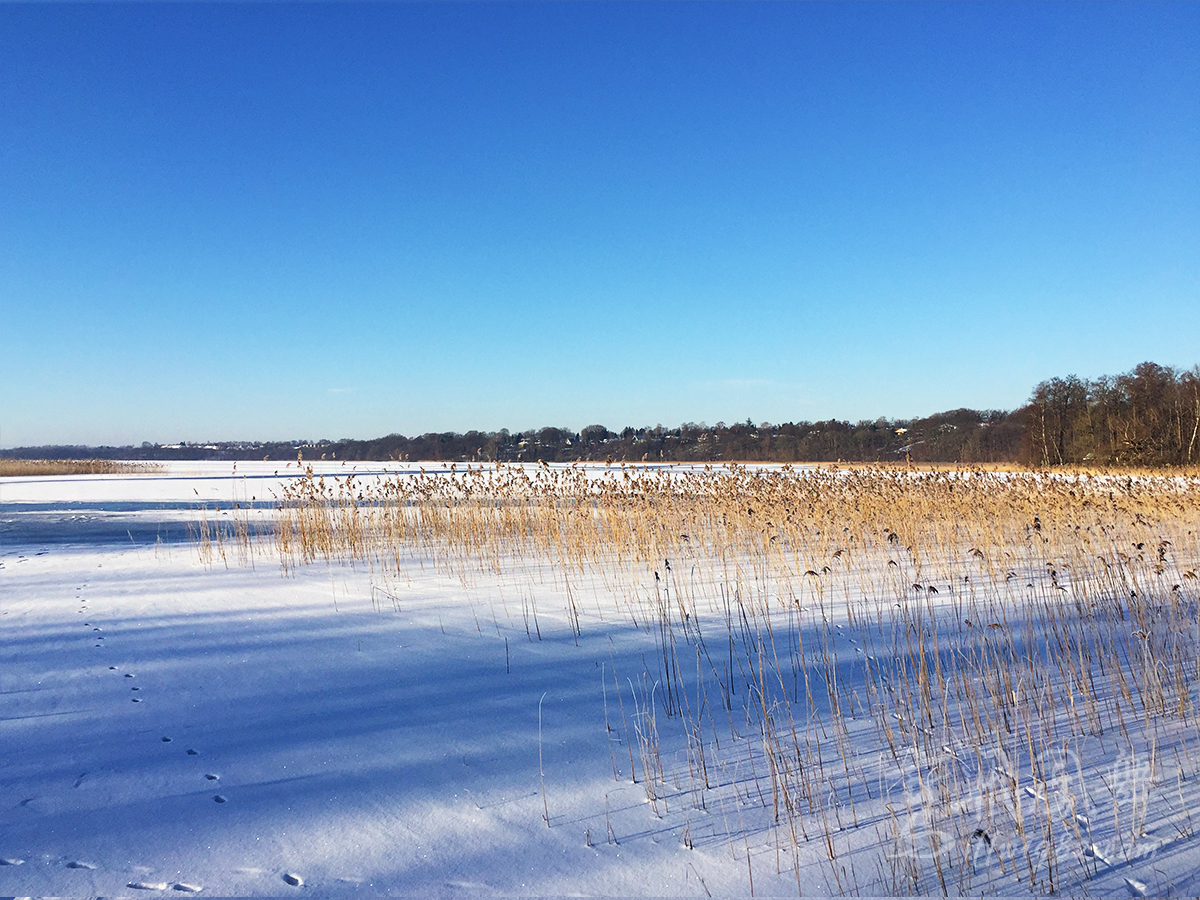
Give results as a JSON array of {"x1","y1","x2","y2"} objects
[{"x1": 3, "y1": 461, "x2": 1200, "y2": 897}]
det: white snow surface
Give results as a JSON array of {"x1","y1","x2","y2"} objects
[
  {"x1": 1, "y1": 462, "x2": 792, "y2": 897},
  {"x1": 3, "y1": 461, "x2": 1200, "y2": 897}
]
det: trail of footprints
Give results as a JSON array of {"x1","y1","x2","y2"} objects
[{"x1": 0, "y1": 581, "x2": 306, "y2": 892}]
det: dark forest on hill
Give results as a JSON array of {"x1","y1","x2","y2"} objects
[{"x1": 5, "y1": 362, "x2": 1198, "y2": 468}]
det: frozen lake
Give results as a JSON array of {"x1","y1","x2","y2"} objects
[{"x1": 2, "y1": 461, "x2": 1199, "y2": 896}]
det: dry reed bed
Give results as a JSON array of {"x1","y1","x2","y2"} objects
[
  {"x1": 0, "y1": 459, "x2": 161, "y2": 477},
  {"x1": 256, "y1": 464, "x2": 1199, "y2": 895}
]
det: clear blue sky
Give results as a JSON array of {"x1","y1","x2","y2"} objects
[{"x1": 2, "y1": 2, "x2": 1197, "y2": 447}]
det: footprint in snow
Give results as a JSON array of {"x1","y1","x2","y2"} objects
[
  {"x1": 0, "y1": 858, "x2": 25, "y2": 866},
  {"x1": 161, "y1": 736, "x2": 172, "y2": 743},
  {"x1": 74, "y1": 772, "x2": 87, "y2": 788},
  {"x1": 1125, "y1": 877, "x2": 1148, "y2": 897},
  {"x1": 173, "y1": 883, "x2": 203, "y2": 892},
  {"x1": 129, "y1": 881, "x2": 170, "y2": 891},
  {"x1": 282, "y1": 873, "x2": 304, "y2": 887},
  {"x1": 205, "y1": 773, "x2": 219, "y2": 780},
  {"x1": 132, "y1": 686, "x2": 140, "y2": 691},
  {"x1": 66, "y1": 860, "x2": 97, "y2": 869},
  {"x1": 1083, "y1": 843, "x2": 1111, "y2": 865},
  {"x1": 213, "y1": 795, "x2": 227, "y2": 803},
  {"x1": 132, "y1": 698, "x2": 143, "y2": 703},
  {"x1": 187, "y1": 749, "x2": 199, "y2": 756}
]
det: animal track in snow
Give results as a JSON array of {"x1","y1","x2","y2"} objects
[
  {"x1": 0, "y1": 858, "x2": 25, "y2": 865},
  {"x1": 161, "y1": 736, "x2": 172, "y2": 743},
  {"x1": 132, "y1": 698, "x2": 143, "y2": 702},
  {"x1": 128, "y1": 880, "x2": 169, "y2": 890},
  {"x1": 173, "y1": 882, "x2": 203, "y2": 892},
  {"x1": 66, "y1": 860, "x2": 97, "y2": 869},
  {"x1": 282, "y1": 872, "x2": 304, "y2": 887},
  {"x1": 213, "y1": 795, "x2": 227, "y2": 803}
]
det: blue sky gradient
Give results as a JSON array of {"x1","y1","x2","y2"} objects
[{"x1": 2, "y1": 2, "x2": 1197, "y2": 446}]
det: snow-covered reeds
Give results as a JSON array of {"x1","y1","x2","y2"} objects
[{"x1": 265, "y1": 462, "x2": 1200, "y2": 894}]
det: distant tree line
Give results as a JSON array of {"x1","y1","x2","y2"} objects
[
  {"x1": 3, "y1": 361, "x2": 1195, "y2": 468},
  {"x1": 0, "y1": 411, "x2": 1026, "y2": 465},
  {"x1": 1026, "y1": 361, "x2": 1200, "y2": 466},
  {"x1": 309, "y1": 408, "x2": 1026, "y2": 465}
]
